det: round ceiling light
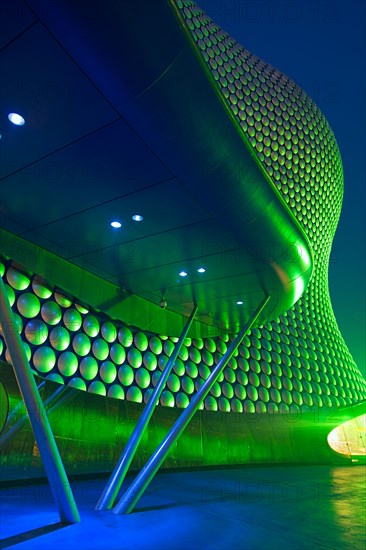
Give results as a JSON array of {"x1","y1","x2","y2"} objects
[
  {"x1": 197, "y1": 267, "x2": 206, "y2": 273},
  {"x1": 132, "y1": 214, "x2": 143, "y2": 222},
  {"x1": 8, "y1": 113, "x2": 25, "y2": 126},
  {"x1": 111, "y1": 221, "x2": 122, "y2": 228},
  {"x1": 179, "y1": 271, "x2": 188, "y2": 277}
]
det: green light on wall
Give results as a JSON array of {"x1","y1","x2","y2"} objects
[
  {"x1": 100, "y1": 361, "x2": 117, "y2": 384},
  {"x1": 88, "y1": 381, "x2": 106, "y2": 396},
  {"x1": 80, "y1": 356, "x2": 98, "y2": 380},
  {"x1": 69, "y1": 377, "x2": 87, "y2": 391},
  {"x1": 118, "y1": 327, "x2": 133, "y2": 347},
  {"x1": 135, "y1": 368, "x2": 150, "y2": 389},
  {"x1": 161, "y1": 390, "x2": 174, "y2": 407},
  {"x1": 7, "y1": 267, "x2": 30, "y2": 290},
  {"x1": 63, "y1": 309, "x2": 82, "y2": 331},
  {"x1": 149, "y1": 336, "x2": 162, "y2": 355},
  {"x1": 126, "y1": 386, "x2": 142, "y2": 403},
  {"x1": 50, "y1": 327, "x2": 70, "y2": 351},
  {"x1": 3, "y1": 284, "x2": 15, "y2": 306},
  {"x1": 83, "y1": 315, "x2": 100, "y2": 337},
  {"x1": 17, "y1": 293, "x2": 40, "y2": 318},
  {"x1": 32, "y1": 280, "x2": 52, "y2": 299},
  {"x1": 33, "y1": 346, "x2": 56, "y2": 373},
  {"x1": 108, "y1": 385, "x2": 125, "y2": 399},
  {"x1": 55, "y1": 292, "x2": 72, "y2": 308},
  {"x1": 72, "y1": 333, "x2": 91, "y2": 356},
  {"x1": 118, "y1": 365, "x2": 134, "y2": 386},
  {"x1": 47, "y1": 373, "x2": 64, "y2": 384},
  {"x1": 127, "y1": 348, "x2": 142, "y2": 368},
  {"x1": 92, "y1": 339, "x2": 109, "y2": 361},
  {"x1": 58, "y1": 351, "x2": 78, "y2": 377},
  {"x1": 41, "y1": 301, "x2": 62, "y2": 325},
  {"x1": 110, "y1": 344, "x2": 126, "y2": 365},
  {"x1": 101, "y1": 321, "x2": 117, "y2": 343},
  {"x1": 25, "y1": 320, "x2": 48, "y2": 345}
]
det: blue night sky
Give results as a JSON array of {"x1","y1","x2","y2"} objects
[{"x1": 198, "y1": 0, "x2": 365, "y2": 377}]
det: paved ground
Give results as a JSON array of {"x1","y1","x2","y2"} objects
[{"x1": 0, "y1": 464, "x2": 365, "y2": 549}]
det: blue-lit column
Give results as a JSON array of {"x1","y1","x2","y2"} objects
[
  {"x1": 0, "y1": 275, "x2": 80, "y2": 524},
  {"x1": 114, "y1": 295, "x2": 270, "y2": 514},
  {"x1": 96, "y1": 305, "x2": 198, "y2": 510}
]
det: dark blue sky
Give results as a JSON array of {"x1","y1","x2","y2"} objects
[{"x1": 198, "y1": 0, "x2": 365, "y2": 376}]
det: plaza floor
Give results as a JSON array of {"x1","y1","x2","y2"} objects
[{"x1": 1, "y1": 464, "x2": 365, "y2": 549}]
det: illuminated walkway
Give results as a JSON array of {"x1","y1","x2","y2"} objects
[{"x1": 1, "y1": 464, "x2": 365, "y2": 549}]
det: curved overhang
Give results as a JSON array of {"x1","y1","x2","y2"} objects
[{"x1": 2, "y1": 0, "x2": 313, "y2": 333}]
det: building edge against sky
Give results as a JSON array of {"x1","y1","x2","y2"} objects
[{"x1": 197, "y1": 0, "x2": 366, "y2": 378}]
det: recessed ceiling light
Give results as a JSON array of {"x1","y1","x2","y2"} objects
[
  {"x1": 236, "y1": 300, "x2": 244, "y2": 305},
  {"x1": 8, "y1": 113, "x2": 25, "y2": 126},
  {"x1": 179, "y1": 271, "x2": 188, "y2": 277},
  {"x1": 132, "y1": 214, "x2": 143, "y2": 222},
  {"x1": 111, "y1": 221, "x2": 122, "y2": 228},
  {"x1": 197, "y1": 267, "x2": 206, "y2": 273}
]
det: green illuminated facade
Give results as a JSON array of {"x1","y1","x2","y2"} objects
[
  {"x1": 0, "y1": 0, "x2": 365, "y2": 477},
  {"x1": 0, "y1": 241, "x2": 364, "y2": 414}
]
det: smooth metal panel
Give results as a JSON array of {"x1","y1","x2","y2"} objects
[
  {"x1": 2, "y1": 363, "x2": 361, "y2": 483},
  {"x1": 19, "y1": 0, "x2": 313, "y2": 326},
  {"x1": 0, "y1": 24, "x2": 118, "y2": 179}
]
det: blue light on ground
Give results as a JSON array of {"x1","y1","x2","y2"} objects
[{"x1": 0, "y1": 465, "x2": 365, "y2": 550}]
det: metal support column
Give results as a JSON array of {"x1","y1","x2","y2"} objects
[
  {"x1": 0, "y1": 275, "x2": 80, "y2": 524},
  {"x1": 2, "y1": 380, "x2": 46, "y2": 430},
  {"x1": 96, "y1": 305, "x2": 198, "y2": 510},
  {"x1": 0, "y1": 384, "x2": 74, "y2": 449},
  {"x1": 113, "y1": 295, "x2": 270, "y2": 514}
]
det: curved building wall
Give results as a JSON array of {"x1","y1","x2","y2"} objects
[
  {"x1": 171, "y1": 0, "x2": 365, "y2": 404},
  {"x1": 0, "y1": 2, "x2": 365, "y2": 424},
  {"x1": 0, "y1": 255, "x2": 364, "y2": 414}
]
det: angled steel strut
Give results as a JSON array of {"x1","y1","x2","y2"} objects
[
  {"x1": 0, "y1": 384, "x2": 76, "y2": 449},
  {"x1": 113, "y1": 295, "x2": 270, "y2": 514},
  {"x1": 96, "y1": 305, "x2": 198, "y2": 511},
  {"x1": 0, "y1": 275, "x2": 80, "y2": 524}
]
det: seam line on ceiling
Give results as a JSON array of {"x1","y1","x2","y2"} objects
[
  {"x1": 0, "y1": 118, "x2": 121, "y2": 182},
  {"x1": 0, "y1": 19, "x2": 38, "y2": 53},
  {"x1": 17, "y1": 176, "x2": 177, "y2": 234},
  {"x1": 66, "y1": 218, "x2": 212, "y2": 261}
]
